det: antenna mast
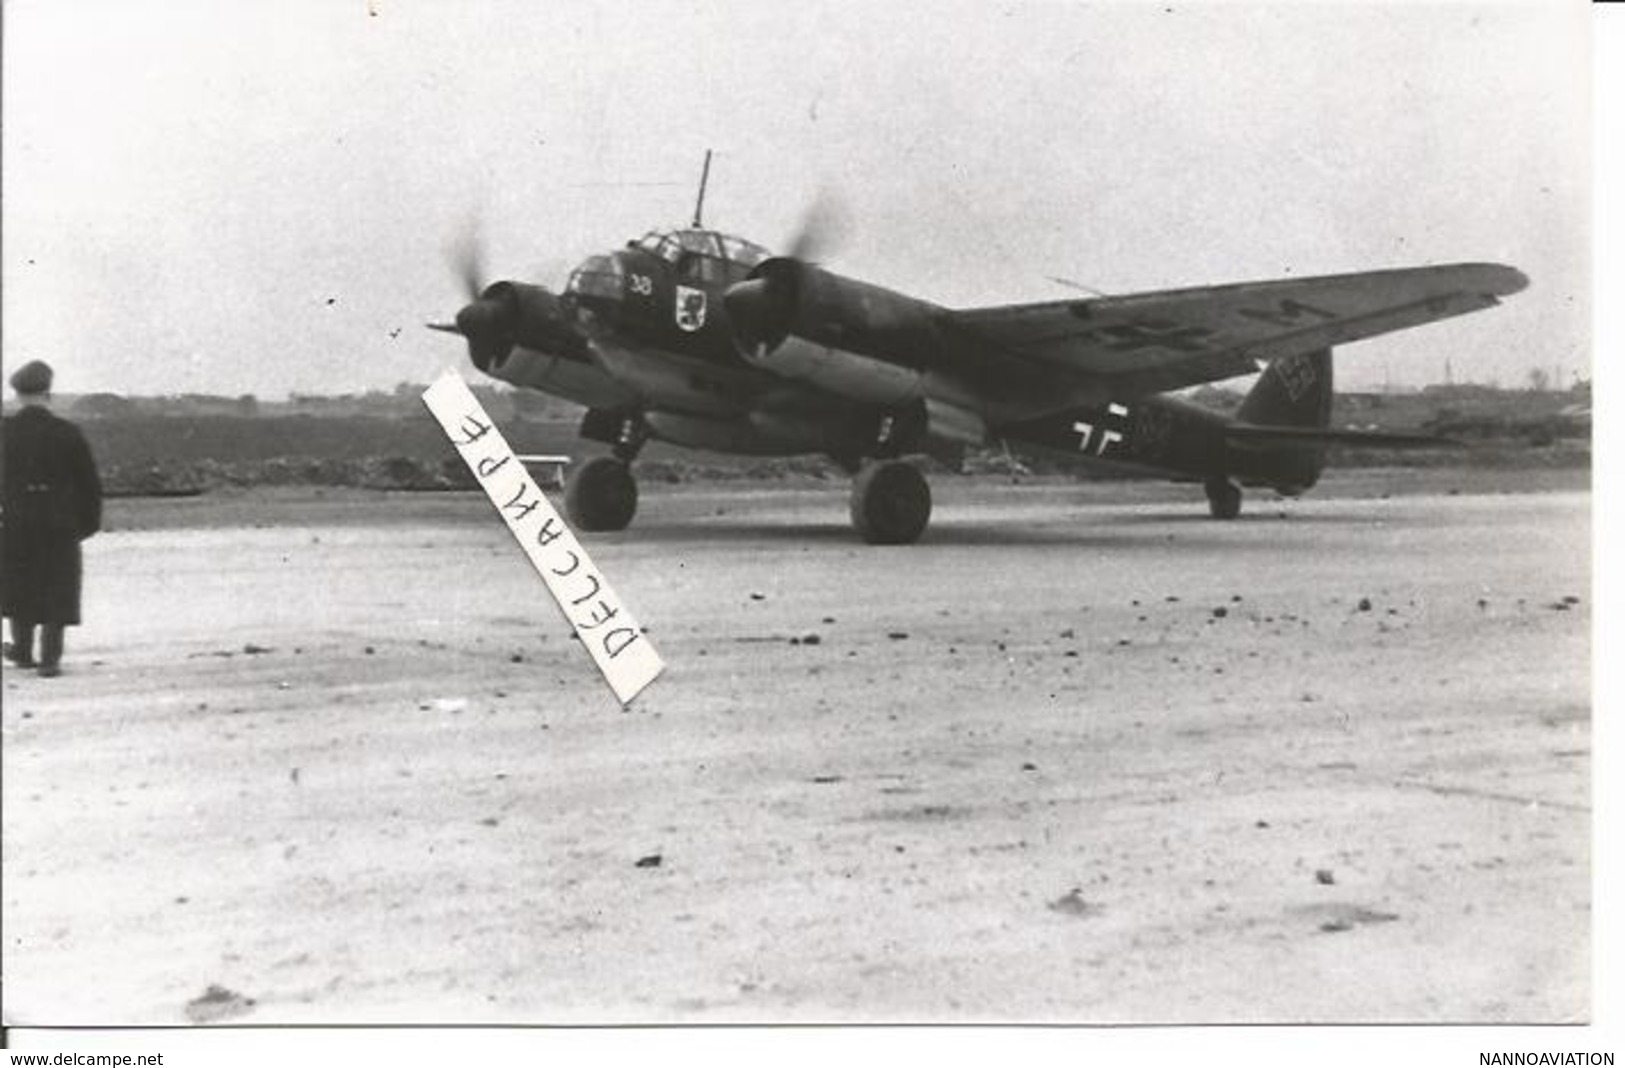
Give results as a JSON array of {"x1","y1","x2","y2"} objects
[{"x1": 691, "y1": 149, "x2": 713, "y2": 228}]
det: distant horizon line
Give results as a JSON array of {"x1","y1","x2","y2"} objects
[{"x1": 3, "y1": 378, "x2": 1593, "y2": 408}]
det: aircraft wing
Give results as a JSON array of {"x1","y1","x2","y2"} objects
[{"x1": 944, "y1": 263, "x2": 1527, "y2": 398}]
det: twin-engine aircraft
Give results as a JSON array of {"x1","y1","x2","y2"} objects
[{"x1": 432, "y1": 156, "x2": 1526, "y2": 543}]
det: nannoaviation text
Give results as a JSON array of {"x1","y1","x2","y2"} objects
[{"x1": 1481, "y1": 1055, "x2": 1614, "y2": 1066}]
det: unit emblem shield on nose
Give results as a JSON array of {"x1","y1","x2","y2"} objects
[{"x1": 675, "y1": 286, "x2": 707, "y2": 332}]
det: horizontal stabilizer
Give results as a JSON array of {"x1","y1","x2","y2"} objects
[
  {"x1": 1224, "y1": 424, "x2": 1459, "y2": 448},
  {"x1": 426, "y1": 321, "x2": 463, "y2": 335}
]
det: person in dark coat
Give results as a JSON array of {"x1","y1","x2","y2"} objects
[{"x1": 2, "y1": 360, "x2": 102, "y2": 678}]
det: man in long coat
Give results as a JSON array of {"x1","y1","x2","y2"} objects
[{"x1": 2, "y1": 360, "x2": 102, "y2": 677}]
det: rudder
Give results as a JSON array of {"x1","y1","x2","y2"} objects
[
  {"x1": 1236, "y1": 349, "x2": 1333, "y2": 429},
  {"x1": 1231, "y1": 349, "x2": 1334, "y2": 494}
]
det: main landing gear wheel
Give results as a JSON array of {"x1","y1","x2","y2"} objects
[
  {"x1": 850, "y1": 460, "x2": 932, "y2": 545},
  {"x1": 1205, "y1": 477, "x2": 1242, "y2": 520},
  {"x1": 565, "y1": 456, "x2": 638, "y2": 532}
]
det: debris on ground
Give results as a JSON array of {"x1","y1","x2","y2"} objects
[
  {"x1": 1303, "y1": 903, "x2": 1400, "y2": 934},
  {"x1": 1048, "y1": 889, "x2": 1103, "y2": 919},
  {"x1": 184, "y1": 984, "x2": 257, "y2": 1024}
]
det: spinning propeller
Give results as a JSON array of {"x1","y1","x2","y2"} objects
[
  {"x1": 783, "y1": 188, "x2": 848, "y2": 265},
  {"x1": 428, "y1": 219, "x2": 517, "y2": 371},
  {"x1": 723, "y1": 190, "x2": 849, "y2": 358}
]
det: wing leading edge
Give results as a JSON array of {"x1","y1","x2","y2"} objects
[{"x1": 943, "y1": 262, "x2": 1528, "y2": 401}]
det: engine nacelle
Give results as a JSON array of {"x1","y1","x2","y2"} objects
[
  {"x1": 723, "y1": 259, "x2": 942, "y2": 403},
  {"x1": 645, "y1": 402, "x2": 932, "y2": 461},
  {"x1": 458, "y1": 281, "x2": 589, "y2": 372},
  {"x1": 644, "y1": 412, "x2": 807, "y2": 456},
  {"x1": 481, "y1": 282, "x2": 589, "y2": 365},
  {"x1": 923, "y1": 397, "x2": 986, "y2": 446},
  {"x1": 488, "y1": 348, "x2": 635, "y2": 411}
]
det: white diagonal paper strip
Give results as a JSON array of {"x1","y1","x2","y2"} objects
[{"x1": 422, "y1": 370, "x2": 663, "y2": 705}]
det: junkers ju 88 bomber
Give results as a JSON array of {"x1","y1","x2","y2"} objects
[{"x1": 431, "y1": 154, "x2": 1526, "y2": 544}]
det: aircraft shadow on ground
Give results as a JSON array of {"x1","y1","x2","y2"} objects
[
  {"x1": 1097, "y1": 507, "x2": 1404, "y2": 528},
  {"x1": 615, "y1": 513, "x2": 1332, "y2": 550}
]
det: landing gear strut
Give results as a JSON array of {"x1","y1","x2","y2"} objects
[
  {"x1": 566, "y1": 456, "x2": 638, "y2": 532},
  {"x1": 1205, "y1": 476, "x2": 1242, "y2": 520},
  {"x1": 850, "y1": 460, "x2": 932, "y2": 544},
  {"x1": 565, "y1": 411, "x2": 647, "y2": 532}
]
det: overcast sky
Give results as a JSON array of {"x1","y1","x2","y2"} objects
[{"x1": 1, "y1": 0, "x2": 1593, "y2": 397}]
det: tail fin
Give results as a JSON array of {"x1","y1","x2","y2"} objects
[
  {"x1": 1230, "y1": 349, "x2": 1334, "y2": 493},
  {"x1": 1237, "y1": 349, "x2": 1333, "y2": 429},
  {"x1": 1229, "y1": 349, "x2": 1456, "y2": 446}
]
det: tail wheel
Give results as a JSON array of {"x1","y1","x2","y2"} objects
[
  {"x1": 565, "y1": 456, "x2": 638, "y2": 532},
  {"x1": 1205, "y1": 477, "x2": 1242, "y2": 520},
  {"x1": 851, "y1": 460, "x2": 932, "y2": 545}
]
